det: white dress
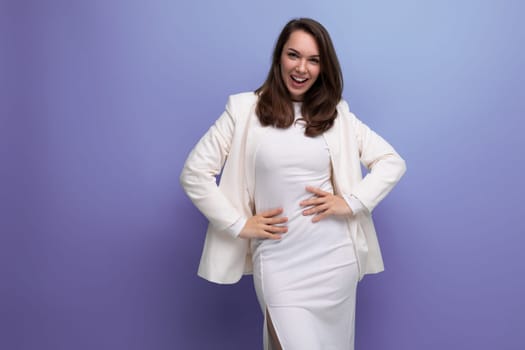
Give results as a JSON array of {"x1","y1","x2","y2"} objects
[{"x1": 251, "y1": 103, "x2": 359, "y2": 350}]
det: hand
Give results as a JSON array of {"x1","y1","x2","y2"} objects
[
  {"x1": 300, "y1": 186, "x2": 353, "y2": 223},
  {"x1": 239, "y1": 208, "x2": 288, "y2": 240}
]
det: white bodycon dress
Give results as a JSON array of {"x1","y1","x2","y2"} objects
[{"x1": 251, "y1": 104, "x2": 359, "y2": 350}]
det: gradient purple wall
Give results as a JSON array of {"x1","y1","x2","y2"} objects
[{"x1": 2, "y1": 1, "x2": 524, "y2": 349}]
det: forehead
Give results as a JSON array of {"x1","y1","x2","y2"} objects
[{"x1": 284, "y1": 30, "x2": 319, "y2": 55}]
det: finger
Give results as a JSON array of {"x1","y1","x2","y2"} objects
[
  {"x1": 303, "y1": 203, "x2": 329, "y2": 216},
  {"x1": 259, "y1": 207, "x2": 284, "y2": 218},
  {"x1": 300, "y1": 196, "x2": 327, "y2": 207},
  {"x1": 312, "y1": 210, "x2": 331, "y2": 223},
  {"x1": 264, "y1": 216, "x2": 288, "y2": 225},
  {"x1": 264, "y1": 233, "x2": 283, "y2": 240},
  {"x1": 305, "y1": 186, "x2": 330, "y2": 196},
  {"x1": 258, "y1": 229, "x2": 284, "y2": 239},
  {"x1": 264, "y1": 225, "x2": 288, "y2": 234}
]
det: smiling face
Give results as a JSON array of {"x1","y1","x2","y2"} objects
[{"x1": 280, "y1": 30, "x2": 321, "y2": 101}]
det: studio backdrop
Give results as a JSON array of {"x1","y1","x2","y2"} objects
[{"x1": 2, "y1": 0, "x2": 524, "y2": 349}]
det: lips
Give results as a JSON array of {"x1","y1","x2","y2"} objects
[{"x1": 291, "y1": 75, "x2": 308, "y2": 84}]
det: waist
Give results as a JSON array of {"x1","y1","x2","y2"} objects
[{"x1": 250, "y1": 211, "x2": 351, "y2": 253}]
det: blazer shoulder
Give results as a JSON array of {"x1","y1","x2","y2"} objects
[
  {"x1": 227, "y1": 91, "x2": 258, "y2": 108},
  {"x1": 336, "y1": 99, "x2": 358, "y2": 123},
  {"x1": 223, "y1": 91, "x2": 258, "y2": 124}
]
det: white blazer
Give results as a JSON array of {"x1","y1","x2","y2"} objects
[{"x1": 180, "y1": 92, "x2": 406, "y2": 284}]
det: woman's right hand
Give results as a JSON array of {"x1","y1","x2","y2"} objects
[{"x1": 239, "y1": 208, "x2": 288, "y2": 240}]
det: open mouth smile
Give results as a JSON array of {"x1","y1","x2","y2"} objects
[{"x1": 291, "y1": 75, "x2": 309, "y2": 84}]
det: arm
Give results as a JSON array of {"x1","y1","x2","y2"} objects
[
  {"x1": 179, "y1": 96, "x2": 243, "y2": 233},
  {"x1": 350, "y1": 115, "x2": 407, "y2": 213},
  {"x1": 299, "y1": 108, "x2": 405, "y2": 222},
  {"x1": 180, "y1": 96, "x2": 289, "y2": 239}
]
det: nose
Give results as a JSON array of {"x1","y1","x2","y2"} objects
[{"x1": 296, "y1": 59, "x2": 307, "y2": 74}]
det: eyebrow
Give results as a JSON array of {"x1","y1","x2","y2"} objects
[{"x1": 287, "y1": 48, "x2": 320, "y2": 58}]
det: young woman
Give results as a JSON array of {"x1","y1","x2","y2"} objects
[{"x1": 180, "y1": 18, "x2": 406, "y2": 350}]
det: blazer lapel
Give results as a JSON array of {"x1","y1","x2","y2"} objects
[
  {"x1": 243, "y1": 106, "x2": 269, "y2": 214},
  {"x1": 322, "y1": 116, "x2": 341, "y2": 160}
]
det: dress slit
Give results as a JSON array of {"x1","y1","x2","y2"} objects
[
  {"x1": 252, "y1": 103, "x2": 359, "y2": 349},
  {"x1": 265, "y1": 307, "x2": 283, "y2": 350}
]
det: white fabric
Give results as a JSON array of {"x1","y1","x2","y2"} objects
[
  {"x1": 251, "y1": 103, "x2": 359, "y2": 349},
  {"x1": 224, "y1": 194, "x2": 363, "y2": 239},
  {"x1": 343, "y1": 194, "x2": 366, "y2": 215},
  {"x1": 179, "y1": 92, "x2": 407, "y2": 283},
  {"x1": 223, "y1": 216, "x2": 247, "y2": 238},
  {"x1": 223, "y1": 193, "x2": 363, "y2": 239}
]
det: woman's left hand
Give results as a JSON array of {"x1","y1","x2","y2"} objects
[{"x1": 300, "y1": 186, "x2": 353, "y2": 223}]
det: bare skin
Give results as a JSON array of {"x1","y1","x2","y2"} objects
[
  {"x1": 239, "y1": 187, "x2": 353, "y2": 346},
  {"x1": 300, "y1": 186, "x2": 353, "y2": 222},
  {"x1": 240, "y1": 186, "x2": 353, "y2": 349},
  {"x1": 239, "y1": 186, "x2": 352, "y2": 240},
  {"x1": 239, "y1": 208, "x2": 288, "y2": 240},
  {"x1": 266, "y1": 308, "x2": 283, "y2": 350}
]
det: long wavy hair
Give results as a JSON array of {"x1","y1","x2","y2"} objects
[{"x1": 255, "y1": 18, "x2": 343, "y2": 137}]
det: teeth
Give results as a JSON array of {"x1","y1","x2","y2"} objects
[{"x1": 291, "y1": 76, "x2": 307, "y2": 83}]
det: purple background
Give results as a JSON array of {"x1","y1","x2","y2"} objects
[{"x1": 2, "y1": 0, "x2": 524, "y2": 349}]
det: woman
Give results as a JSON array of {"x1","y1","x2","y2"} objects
[{"x1": 180, "y1": 18, "x2": 406, "y2": 350}]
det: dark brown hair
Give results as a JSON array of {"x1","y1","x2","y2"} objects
[{"x1": 255, "y1": 18, "x2": 343, "y2": 137}]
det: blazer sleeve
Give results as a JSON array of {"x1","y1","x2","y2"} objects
[
  {"x1": 347, "y1": 105, "x2": 407, "y2": 212},
  {"x1": 179, "y1": 96, "x2": 244, "y2": 232}
]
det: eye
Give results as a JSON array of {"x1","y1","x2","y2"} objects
[
  {"x1": 309, "y1": 58, "x2": 320, "y2": 64},
  {"x1": 287, "y1": 52, "x2": 299, "y2": 59}
]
